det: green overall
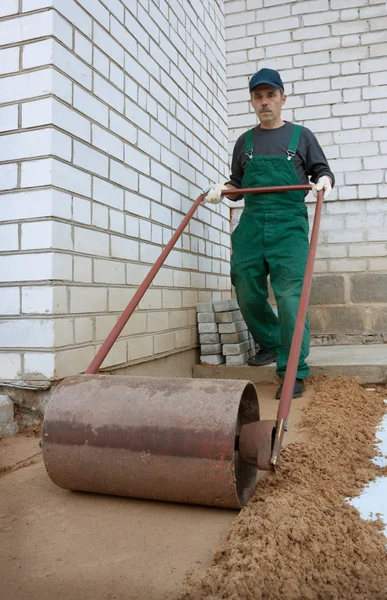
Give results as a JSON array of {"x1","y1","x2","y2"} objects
[{"x1": 230, "y1": 124, "x2": 310, "y2": 380}]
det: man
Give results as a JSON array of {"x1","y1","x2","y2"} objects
[{"x1": 202, "y1": 68, "x2": 334, "y2": 399}]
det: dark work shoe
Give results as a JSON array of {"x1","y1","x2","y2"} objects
[
  {"x1": 247, "y1": 349, "x2": 277, "y2": 366},
  {"x1": 275, "y1": 378, "x2": 305, "y2": 400}
]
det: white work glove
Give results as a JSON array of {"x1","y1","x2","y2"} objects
[
  {"x1": 201, "y1": 183, "x2": 228, "y2": 204},
  {"x1": 312, "y1": 175, "x2": 332, "y2": 199}
]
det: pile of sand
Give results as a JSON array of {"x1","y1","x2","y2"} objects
[{"x1": 179, "y1": 376, "x2": 387, "y2": 599}]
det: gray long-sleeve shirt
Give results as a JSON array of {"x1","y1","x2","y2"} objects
[{"x1": 226, "y1": 121, "x2": 335, "y2": 199}]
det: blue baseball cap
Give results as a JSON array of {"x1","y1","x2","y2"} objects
[{"x1": 249, "y1": 68, "x2": 284, "y2": 92}]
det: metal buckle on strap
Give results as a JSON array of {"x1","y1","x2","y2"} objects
[
  {"x1": 287, "y1": 150, "x2": 295, "y2": 161},
  {"x1": 246, "y1": 150, "x2": 253, "y2": 160}
]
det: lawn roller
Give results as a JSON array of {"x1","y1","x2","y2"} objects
[{"x1": 42, "y1": 185, "x2": 323, "y2": 509}]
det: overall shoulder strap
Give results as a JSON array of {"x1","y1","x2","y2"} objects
[
  {"x1": 244, "y1": 128, "x2": 254, "y2": 158},
  {"x1": 287, "y1": 124, "x2": 302, "y2": 159}
]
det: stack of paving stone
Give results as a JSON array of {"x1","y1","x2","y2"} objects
[
  {"x1": 214, "y1": 299, "x2": 256, "y2": 365},
  {"x1": 196, "y1": 301, "x2": 224, "y2": 365},
  {"x1": 196, "y1": 299, "x2": 256, "y2": 366}
]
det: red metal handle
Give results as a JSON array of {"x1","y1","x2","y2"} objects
[
  {"x1": 85, "y1": 184, "x2": 313, "y2": 374},
  {"x1": 277, "y1": 188, "x2": 323, "y2": 422}
]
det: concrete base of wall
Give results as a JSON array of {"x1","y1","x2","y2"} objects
[
  {"x1": 0, "y1": 347, "x2": 199, "y2": 415},
  {"x1": 193, "y1": 344, "x2": 387, "y2": 385},
  {"x1": 105, "y1": 347, "x2": 199, "y2": 379}
]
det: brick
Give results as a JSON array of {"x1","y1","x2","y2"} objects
[
  {"x1": 73, "y1": 86, "x2": 109, "y2": 128},
  {"x1": 23, "y1": 352, "x2": 55, "y2": 379},
  {"x1": 55, "y1": 347, "x2": 94, "y2": 379},
  {"x1": 89, "y1": 201, "x2": 108, "y2": 229},
  {"x1": 70, "y1": 287, "x2": 106, "y2": 313},
  {"x1": 110, "y1": 160, "x2": 138, "y2": 191},
  {"x1": 0, "y1": 319, "x2": 54, "y2": 348},
  {"x1": 341, "y1": 142, "x2": 378, "y2": 158},
  {"x1": 200, "y1": 354, "x2": 225, "y2": 365},
  {"x1": 0, "y1": 253, "x2": 57, "y2": 282},
  {"x1": 93, "y1": 177, "x2": 124, "y2": 211},
  {"x1": 346, "y1": 170, "x2": 384, "y2": 185},
  {"x1": 0, "y1": 223, "x2": 17, "y2": 251},
  {"x1": 111, "y1": 236, "x2": 139, "y2": 260},
  {"x1": 0, "y1": 353, "x2": 21, "y2": 380},
  {"x1": 225, "y1": 352, "x2": 250, "y2": 366},
  {"x1": 349, "y1": 244, "x2": 387, "y2": 258},
  {"x1": 0, "y1": 105, "x2": 18, "y2": 133},
  {"x1": 93, "y1": 124, "x2": 124, "y2": 160},
  {"x1": 199, "y1": 333, "x2": 220, "y2": 344},
  {"x1": 127, "y1": 335, "x2": 153, "y2": 361},
  {"x1": 94, "y1": 74, "x2": 124, "y2": 112},
  {"x1": 74, "y1": 31, "x2": 92, "y2": 63},
  {"x1": 54, "y1": 318, "x2": 74, "y2": 347},
  {"x1": 0, "y1": 0, "x2": 18, "y2": 16},
  {"x1": 351, "y1": 273, "x2": 387, "y2": 303},
  {"x1": 73, "y1": 141, "x2": 108, "y2": 177},
  {"x1": 74, "y1": 226, "x2": 108, "y2": 259},
  {"x1": 0, "y1": 47, "x2": 19, "y2": 76},
  {"x1": 329, "y1": 259, "x2": 367, "y2": 272},
  {"x1": 94, "y1": 259, "x2": 126, "y2": 284},
  {"x1": 139, "y1": 289, "x2": 162, "y2": 310},
  {"x1": 93, "y1": 48, "x2": 109, "y2": 77},
  {"x1": 175, "y1": 329, "x2": 192, "y2": 348},
  {"x1": 0, "y1": 288, "x2": 19, "y2": 316},
  {"x1": 310, "y1": 305, "x2": 367, "y2": 335},
  {"x1": 162, "y1": 290, "x2": 183, "y2": 310},
  {"x1": 121, "y1": 313, "x2": 147, "y2": 337},
  {"x1": 372, "y1": 308, "x2": 387, "y2": 332},
  {"x1": 154, "y1": 331, "x2": 175, "y2": 354},
  {"x1": 0, "y1": 68, "x2": 71, "y2": 105},
  {"x1": 333, "y1": 102, "x2": 370, "y2": 117},
  {"x1": 29, "y1": 159, "x2": 91, "y2": 197},
  {"x1": 0, "y1": 129, "x2": 67, "y2": 162},
  {"x1": 23, "y1": 98, "x2": 91, "y2": 143},
  {"x1": 310, "y1": 275, "x2": 345, "y2": 305},
  {"x1": 111, "y1": 16, "x2": 137, "y2": 57}
]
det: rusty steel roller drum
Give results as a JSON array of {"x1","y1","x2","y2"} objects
[{"x1": 42, "y1": 375, "x2": 260, "y2": 509}]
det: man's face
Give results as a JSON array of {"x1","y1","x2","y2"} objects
[{"x1": 250, "y1": 84, "x2": 286, "y2": 126}]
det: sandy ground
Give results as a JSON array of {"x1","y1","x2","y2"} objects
[{"x1": 0, "y1": 383, "x2": 312, "y2": 600}]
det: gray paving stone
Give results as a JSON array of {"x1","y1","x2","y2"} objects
[
  {"x1": 200, "y1": 343, "x2": 222, "y2": 355},
  {"x1": 199, "y1": 333, "x2": 220, "y2": 344},
  {"x1": 196, "y1": 302, "x2": 214, "y2": 313},
  {"x1": 200, "y1": 354, "x2": 225, "y2": 365},
  {"x1": 215, "y1": 310, "x2": 243, "y2": 324},
  {"x1": 218, "y1": 321, "x2": 248, "y2": 334},
  {"x1": 223, "y1": 340, "x2": 251, "y2": 356},
  {"x1": 225, "y1": 351, "x2": 250, "y2": 366},
  {"x1": 197, "y1": 312, "x2": 216, "y2": 323},
  {"x1": 198, "y1": 322, "x2": 218, "y2": 334},
  {"x1": 213, "y1": 299, "x2": 239, "y2": 312},
  {"x1": 220, "y1": 330, "x2": 250, "y2": 344}
]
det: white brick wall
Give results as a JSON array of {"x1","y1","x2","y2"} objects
[
  {"x1": 0, "y1": 0, "x2": 230, "y2": 384},
  {"x1": 225, "y1": 0, "x2": 387, "y2": 320}
]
